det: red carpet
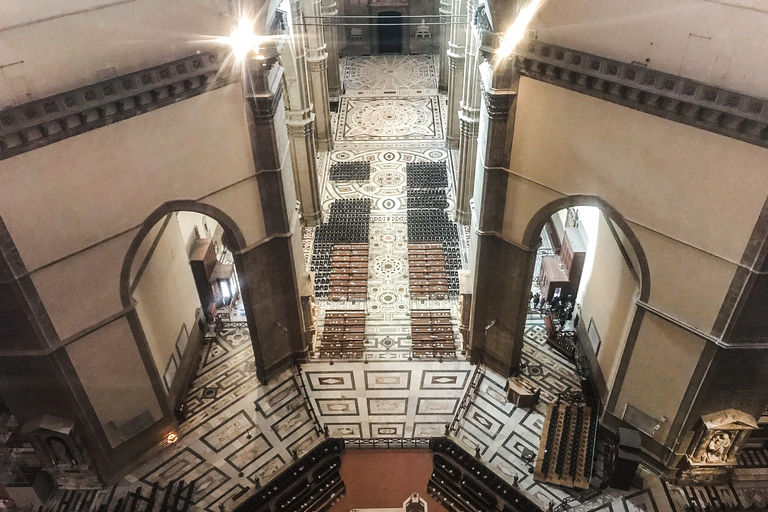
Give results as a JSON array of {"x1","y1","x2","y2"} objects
[{"x1": 328, "y1": 449, "x2": 449, "y2": 512}]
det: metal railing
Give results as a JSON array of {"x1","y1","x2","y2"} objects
[
  {"x1": 448, "y1": 363, "x2": 484, "y2": 435},
  {"x1": 294, "y1": 364, "x2": 323, "y2": 434}
]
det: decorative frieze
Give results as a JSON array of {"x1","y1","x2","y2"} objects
[
  {"x1": 307, "y1": 56, "x2": 328, "y2": 73},
  {"x1": 515, "y1": 39, "x2": 768, "y2": 148},
  {"x1": 286, "y1": 118, "x2": 315, "y2": 139},
  {"x1": 459, "y1": 116, "x2": 479, "y2": 137},
  {"x1": 0, "y1": 49, "x2": 234, "y2": 160}
]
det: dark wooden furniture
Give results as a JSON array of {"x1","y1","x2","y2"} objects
[
  {"x1": 534, "y1": 403, "x2": 598, "y2": 490},
  {"x1": 538, "y1": 256, "x2": 569, "y2": 302},
  {"x1": 411, "y1": 310, "x2": 455, "y2": 358},
  {"x1": 318, "y1": 311, "x2": 365, "y2": 358},
  {"x1": 409, "y1": 243, "x2": 450, "y2": 299},
  {"x1": 189, "y1": 238, "x2": 216, "y2": 311},
  {"x1": 328, "y1": 243, "x2": 368, "y2": 301},
  {"x1": 505, "y1": 376, "x2": 540, "y2": 408}
]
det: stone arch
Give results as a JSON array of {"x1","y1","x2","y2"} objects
[
  {"x1": 119, "y1": 199, "x2": 267, "y2": 382},
  {"x1": 521, "y1": 194, "x2": 651, "y2": 303},
  {"x1": 120, "y1": 199, "x2": 247, "y2": 308}
]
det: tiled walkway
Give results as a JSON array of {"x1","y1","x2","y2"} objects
[{"x1": 56, "y1": 56, "x2": 767, "y2": 512}]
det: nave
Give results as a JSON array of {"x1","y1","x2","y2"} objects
[{"x1": 36, "y1": 56, "x2": 768, "y2": 512}]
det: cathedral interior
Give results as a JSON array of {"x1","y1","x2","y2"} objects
[{"x1": 1, "y1": 1, "x2": 768, "y2": 511}]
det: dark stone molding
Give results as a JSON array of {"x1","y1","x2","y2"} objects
[
  {"x1": 0, "y1": 216, "x2": 60, "y2": 350},
  {"x1": 515, "y1": 39, "x2": 768, "y2": 149},
  {"x1": 480, "y1": 84, "x2": 515, "y2": 120},
  {"x1": 712, "y1": 195, "x2": 768, "y2": 341},
  {"x1": 469, "y1": 231, "x2": 537, "y2": 377},
  {"x1": 477, "y1": 167, "x2": 507, "y2": 234},
  {"x1": 664, "y1": 342, "x2": 718, "y2": 453},
  {"x1": 119, "y1": 199, "x2": 248, "y2": 308},
  {"x1": 0, "y1": 49, "x2": 235, "y2": 160},
  {"x1": 247, "y1": 79, "x2": 285, "y2": 121}
]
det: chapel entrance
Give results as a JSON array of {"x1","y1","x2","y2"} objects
[{"x1": 378, "y1": 11, "x2": 402, "y2": 54}]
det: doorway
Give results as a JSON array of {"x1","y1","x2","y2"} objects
[{"x1": 378, "y1": 11, "x2": 402, "y2": 54}]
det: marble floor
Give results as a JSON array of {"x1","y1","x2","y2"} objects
[{"x1": 50, "y1": 56, "x2": 768, "y2": 512}]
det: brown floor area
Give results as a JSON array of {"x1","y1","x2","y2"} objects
[{"x1": 328, "y1": 450, "x2": 449, "y2": 512}]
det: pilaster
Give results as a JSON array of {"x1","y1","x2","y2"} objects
[
  {"x1": 286, "y1": 114, "x2": 323, "y2": 226},
  {"x1": 243, "y1": 59, "x2": 307, "y2": 379},
  {"x1": 454, "y1": 0, "x2": 482, "y2": 225},
  {"x1": 438, "y1": 0, "x2": 452, "y2": 92},
  {"x1": 305, "y1": 49, "x2": 334, "y2": 151},
  {"x1": 445, "y1": 0, "x2": 467, "y2": 149},
  {"x1": 322, "y1": 0, "x2": 342, "y2": 99}
]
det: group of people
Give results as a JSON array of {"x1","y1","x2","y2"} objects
[{"x1": 530, "y1": 291, "x2": 579, "y2": 328}]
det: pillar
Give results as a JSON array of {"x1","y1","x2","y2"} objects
[
  {"x1": 468, "y1": 57, "x2": 524, "y2": 376},
  {"x1": 242, "y1": 58, "x2": 308, "y2": 380},
  {"x1": 285, "y1": 0, "x2": 324, "y2": 226},
  {"x1": 454, "y1": 0, "x2": 482, "y2": 225},
  {"x1": 445, "y1": 0, "x2": 466, "y2": 148},
  {"x1": 302, "y1": 0, "x2": 334, "y2": 151},
  {"x1": 287, "y1": 114, "x2": 323, "y2": 227},
  {"x1": 438, "y1": 0, "x2": 452, "y2": 92},
  {"x1": 322, "y1": 0, "x2": 342, "y2": 99}
]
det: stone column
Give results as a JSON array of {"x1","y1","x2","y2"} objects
[
  {"x1": 454, "y1": 0, "x2": 482, "y2": 225},
  {"x1": 302, "y1": 0, "x2": 334, "y2": 151},
  {"x1": 287, "y1": 114, "x2": 323, "y2": 226},
  {"x1": 285, "y1": 1, "x2": 323, "y2": 226},
  {"x1": 242, "y1": 58, "x2": 308, "y2": 381},
  {"x1": 322, "y1": 0, "x2": 342, "y2": 99},
  {"x1": 468, "y1": 58, "x2": 525, "y2": 376},
  {"x1": 438, "y1": 0, "x2": 452, "y2": 92},
  {"x1": 445, "y1": 0, "x2": 466, "y2": 148}
]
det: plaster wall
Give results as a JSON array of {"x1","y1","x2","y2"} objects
[
  {"x1": 577, "y1": 213, "x2": 638, "y2": 399},
  {"x1": 615, "y1": 312, "x2": 706, "y2": 441},
  {"x1": 0, "y1": 83, "x2": 266, "y2": 340},
  {"x1": 0, "y1": 0, "x2": 234, "y2": 108},
  {"x1": 530, "y1": 0, "x2": 768, "y2": 98},
  {"x1": 133, "y1": 214, "x2": 201, "y2": 379},
  {"x1": 65, "y1": 317, "x2": 163, "y2": 448},
  {"x1": 176, "y1": 211, "x2": 221, "y2": 256},
  {"x1": 504, "y1": 77, "x2": 768, "y2": 332}
]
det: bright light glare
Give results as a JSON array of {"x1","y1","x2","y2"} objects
[
  {"x1": 226, "y1": 18, "x2": 261, "y2": 60},
  {"x1": 497, "y1": 0, "x2": 546, "y2": 58}
]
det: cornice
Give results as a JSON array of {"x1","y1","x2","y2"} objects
[
  {"x1": 0, "y1": 49, "x2": 235, "y2": 160},
  {"x1": 515, "y1": 39, "x2": 768, "y2": 149}
]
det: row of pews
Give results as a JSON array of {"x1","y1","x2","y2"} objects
[
  {"x1": 328, "y1": 243, "x2": 369, "y2": 301},
  {"x1": 534, "y1": 403, "x2": 598, "y2": 490},
  {"x1": 318, "y1": 311, "x2": 365, "y2": 359},
  {"x1": 409, "y1": 243, "x2": 451, "y2": 299},
  {"x1": 411, "y1": 310, "x2": 455, "y2": 358}
]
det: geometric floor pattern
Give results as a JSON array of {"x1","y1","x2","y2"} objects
[{"x1": 51, "y1": 55, "x2": 765, "y2": 512}]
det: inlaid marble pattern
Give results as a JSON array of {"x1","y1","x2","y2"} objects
[
  {"x1": 336, "y1": 97, "x2": 443, "y2": 141},
  {"x1": 342, "y1": 55, "x2": 438, "y2": 92},
  {"x1": 116, "y1": 339, "x2": 318, "y2": 512}
]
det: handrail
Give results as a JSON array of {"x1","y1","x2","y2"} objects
[
  {"x1": 294, "y1": 364, "x2": 323, "y2": 434},
  {"x1": 342, "y1": 437, "x2": 431, "y2": 450},
  {"x1": 448, "y1": 363, "x2": 484, "y2": 435}
]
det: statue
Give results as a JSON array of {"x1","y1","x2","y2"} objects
[{"x1": 703, "y1": 432, "x2": 732, "y2": 464}]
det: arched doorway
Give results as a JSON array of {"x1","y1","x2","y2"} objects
[
  {"x1": 518, "y1": 196, "x2": 650, "y2": 404},
  {"x1": 378, "y1": 11, "x2": 402, "y2": 54},
  {"x1": 120, "y1": 201, "x2": 265, "y2": 420}
]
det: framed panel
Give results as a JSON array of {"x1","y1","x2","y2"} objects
[
  {"x1": 367, "y1": 398, "x2": 408, "y2": 415},
  {"x1": 316, "y1": 398, "x2": 360, "y2": 416}
]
